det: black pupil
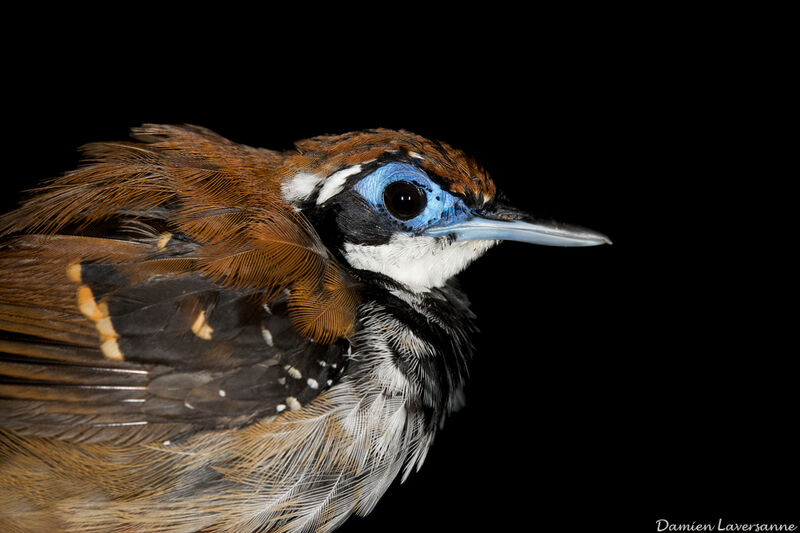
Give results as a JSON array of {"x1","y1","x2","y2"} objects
[{"x1": 383, "y1": 181, "x2": 427, "y2": 221}]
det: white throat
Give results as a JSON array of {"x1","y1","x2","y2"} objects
[{"x1": 343, "y1": 234, "x2": 497, "y2": 292}]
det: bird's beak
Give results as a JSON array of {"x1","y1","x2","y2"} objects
[{"x1": 424, "y1": 203, "x2": 612, "y2": 247}]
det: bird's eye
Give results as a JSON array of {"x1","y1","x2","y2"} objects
[
  {"x1": 354, "y1": 162, "x2": 469, "y2": 230},
  {"x1": 382, "y1": 181, "x2": 427, "y2": 221}
]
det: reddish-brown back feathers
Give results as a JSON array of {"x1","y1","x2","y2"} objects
[{"x1": 0, "y1": 124, "x2": 359, "y2": 343}]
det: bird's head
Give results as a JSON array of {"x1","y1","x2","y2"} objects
[{"x1": 279, "y1": 129, "x2": 610, "y2": 292}]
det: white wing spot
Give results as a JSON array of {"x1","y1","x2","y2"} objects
[
  {"x1": 285, "y1": 365, "x2": 302, "y2": 379},
  {"x1": 218, "y1": 389, "x2": 226, "y2": 397},
  {"x1": 276, "y1": 404, "x2": 287, "y2": 412},
  {"x1": 191, "y1": 310, "x2": 214, "y2": 340},
  {"x1": 285, "y1": 396, "x2": 302, "y2": 411},
  {"x1": 157, "y1": 232, "x2": 172, "y2": 250},
  {"x1": 307, "y1": 378, "x2": 319, "y2": 390},
  {"x1": 261, "y1": 326, "x2": 274, "y2": 347},
  {"x1": 66, "y1": 262, "x2": 82, "y2": 283}
]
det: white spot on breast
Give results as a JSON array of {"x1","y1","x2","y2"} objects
[
  {"x1": 285, "y1": 365, "x2": 302, "y2": 379},
  {"x1": 307, "y1": 378, "x2": 319, "y2": 389}
]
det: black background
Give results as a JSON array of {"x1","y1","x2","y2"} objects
[{"x1": 2, "y1": 11, "x2": 793, "y2": 533}]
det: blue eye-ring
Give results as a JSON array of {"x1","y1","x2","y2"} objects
[{"x1": 353, "y1": 163, "x2": 470, "y2": 231}]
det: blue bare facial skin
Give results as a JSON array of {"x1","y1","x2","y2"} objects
[{"x1": 354, "y1": 163, "x2": 470, "y2": 232}]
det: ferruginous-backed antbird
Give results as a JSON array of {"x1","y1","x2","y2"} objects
[{"x1": 0, "y1": 125, "x2": 610, "y2": 532}]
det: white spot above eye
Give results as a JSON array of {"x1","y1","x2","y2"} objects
[
  {"x1": 281, "y1": 172, "x2": 323, "y2": 203},
  {"x1": 316, "y1": 164, "x2": 362, "y2": 205},
  {"x1": 407, "y1": 150, "x2": 424, "y2": 160}
]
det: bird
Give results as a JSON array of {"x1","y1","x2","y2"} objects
[{"x1": 0, "y1": 125, "x2": 609, "y2": 532}]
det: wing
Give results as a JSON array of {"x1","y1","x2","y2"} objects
[{"x1": 0, "y1": 125, "x2": 358, "y2": 444}]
